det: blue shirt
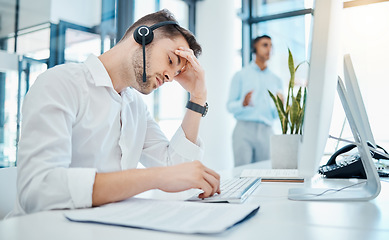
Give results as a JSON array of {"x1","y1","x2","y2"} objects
[{"x1": 227, "y1": 61, "x2": 283, "y2": 126}]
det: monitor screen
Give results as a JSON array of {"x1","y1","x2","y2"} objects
[{"x1": 297, "y1": 0, "x2": 342, "y2": 178}]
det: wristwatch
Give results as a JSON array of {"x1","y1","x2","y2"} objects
[{"x1": 186, "y1": 101, "x2": 208, "y2": 117}]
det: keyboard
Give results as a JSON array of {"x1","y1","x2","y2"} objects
[{"x1": 187, "y1": 177, "x2": 261, "y2": 203}]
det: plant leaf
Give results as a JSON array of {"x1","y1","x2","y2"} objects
[
  {"x1": 288, "y1": 48, "x2": 295, "y2": 98},
  {"x1": 299, "y1": 87, "x2": 307, "y2": 134},
  {"x1": 296, "y1": 87, "x2": 302, "y2": 105},
  {"x1": 269, "y1": 90, "x2": 287, "y2": 133},
  {"x1": 268, "y1": 49, "x2": 308, "y2": 135},
  {"x1": 290, "y1": 96, "x2": 300, "y2": 134},
  {"x1": 288, "y1": 48, "x2": 295, "y2": 88},
  {"x1": 295, "y1": 60, "x2": 307, "y2": 72}
]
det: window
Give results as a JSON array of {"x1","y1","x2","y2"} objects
[
  {"x1": 0, "y1": 68, "x2": 18, "y2": 167},
  {"x1": 64, "y1": 28, "x2": 101, "y2": 63},
  {"x1": 254, "y1": 0, "x2": 313, "y2": 16},
  {"x1": 254, "y1": 14, "x2": 311, "y2": 89}
]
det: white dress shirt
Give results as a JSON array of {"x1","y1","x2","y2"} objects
[{"x1": 11, "y1": 55, "x2": 204, "y2": 216}]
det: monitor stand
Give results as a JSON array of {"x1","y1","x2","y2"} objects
[{"x1": 288, "y1": 77, "x2": 381, "y2": 201}]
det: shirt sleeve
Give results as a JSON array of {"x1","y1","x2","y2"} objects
[
  {"x1": 169, "y1": 126, "x2": 204, "y2": 161},
  {"x1": 16, "y1": 67, "x2": 97, "y2": 215},
  {"x1": 226, "y1": 71, "x2": 246, "y2": 114},
  {"x1": 140, "y1": 110, "x2": 204, "y2": 168}
]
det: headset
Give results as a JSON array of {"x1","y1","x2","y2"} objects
[{"x1": 133, "y1": 21, "x2": 179, "y2": 82}]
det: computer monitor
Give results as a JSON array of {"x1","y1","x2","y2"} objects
[
  {"x1": 343, "y1": 54, "x2": 376, "y2": 146},
  {"x1": 344, "y1": 54, "x2": 389, "y2": 160},
  {"x1": 295, "y1": 0, "x2": 342, "y2": 179},
  {"x1": 290, "y1": 79, "x2": 381, "y2": 201},
  {"x1": 288, "y1": 0, "x2": 381, "y2": 201}
]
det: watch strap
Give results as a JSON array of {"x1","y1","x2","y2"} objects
[{"x1": 186, "y1": 101, "x2": 208, "y2": 117}]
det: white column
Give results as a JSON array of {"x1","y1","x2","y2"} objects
[{"x1": 196, "y1": 0, "x2": 239, "y2": 170}]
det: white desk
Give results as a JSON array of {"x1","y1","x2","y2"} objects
[{"x1": 1, "y1": 162, "x2": 389, "y2": 240}]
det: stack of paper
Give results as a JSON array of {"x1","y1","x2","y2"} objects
[{"x1": 65, "y1": 198, "x2": 260, "y2": 234}]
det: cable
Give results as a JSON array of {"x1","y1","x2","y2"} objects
[
  {"x1": 335, "y1": 117, "x2": 347, "y2": 151},
  {"x1": 142, "y1": 34, "x2": 147, "y2": 82},
  {"x1": 328, "y1": 134, "x2": 357, "y2": 145},
  {"x1": 290, "y1": 181, "x2": 368, "y2": 199},
  {"x1": 308, "y1": 181, "x2": 367, "y2": 197}
]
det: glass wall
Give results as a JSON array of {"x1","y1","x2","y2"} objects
[
  {"x1": 254, "y1": 14, "x2": 311, "y2": 90},
  {"x1": 1, "y1": 69, "x2": 18, "y2": 167},
  {"x1": 10, "y1": 24, "x2": 51, "y2": 60},
  {"x1": 254, "y1": 0, "x2": 313, "y2": 16},
  {"x1": 64, "y1": 28, "x2": 101, "y2": 63},
  {"x1": 0, "y1": 1, "x2": 102, "y2": 167},
  {"x1": 0, "y1": 51, "x2": 18, "y2": 167}
]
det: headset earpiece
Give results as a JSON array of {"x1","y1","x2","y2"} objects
[
  {"x1": 133, "y1": 21, "x2": 178, "y2": 83},
  {"x1": 133, "y1": 21, "x2": 178, "y2": 46},
  {"x1": 133, "y1": 25, "x2": 154, "y2": 45}
]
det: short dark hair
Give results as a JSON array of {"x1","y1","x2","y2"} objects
[
  {"x1": 252, "y1": 35, "x2": 271, "y2": 53},
  {"x1": 119, "y1": 9, "x2": 202, "y2": 57}
]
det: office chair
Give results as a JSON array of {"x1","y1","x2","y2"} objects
[{"x1": 0, "y1": 167, "x2": 17, "y2": 219}]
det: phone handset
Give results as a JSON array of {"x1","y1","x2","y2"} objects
[{"x1": 319, "y1": 144, "x2": 366, "y2": 178}]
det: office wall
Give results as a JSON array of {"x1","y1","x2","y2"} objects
[
  {"x1": 338, "y1": 3, "x2": 389, "y2": 149},
  {"x1": 196, "y1": 0, "x2": 240, "y2": 170}
]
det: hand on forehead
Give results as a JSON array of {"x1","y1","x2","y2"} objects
[{"x1": 175, "y1": 52, "x2": 188, "y2": 76}]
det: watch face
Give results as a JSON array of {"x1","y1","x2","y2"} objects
[{"x1": 202, "y1": 102, "x2": 208, "y2": 117}]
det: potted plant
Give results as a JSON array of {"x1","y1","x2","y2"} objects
[{"x1": 268, "y1": 48, "x2": 307, "y2": 169}]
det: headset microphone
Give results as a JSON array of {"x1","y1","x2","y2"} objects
[{"x1": 133, "y1": 21, "x2": 178, "y2": 83}]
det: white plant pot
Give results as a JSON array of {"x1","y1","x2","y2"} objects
[{"x1": 270, "y1": 134, "x2": 301, "y2": 169}]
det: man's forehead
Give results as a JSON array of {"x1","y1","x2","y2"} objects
[
  {"x1": 157, "y1": 37, "x2": 188, "y2": 50},
  {"x1": 258, "y1": 38, "x2": 271, "y2": 44},
  {"x1": 173, "y1": 37, "x2": 190, "y2": 48}
]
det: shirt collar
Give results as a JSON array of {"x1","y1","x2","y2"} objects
[
  {"x1": 250, "y1": 60, "x2": 268, "y2": 73},
  {"x1": 84, "y1": 54, "x2": 114, "y2": 88},
  {"x1": 84, "y1": 54, "x2": 135, "y2": 103},
  {"x1": 121, "y1": 87, "x2": 135, "y2": 102}
]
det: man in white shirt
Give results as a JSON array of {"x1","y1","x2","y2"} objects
[{"x1": 12, "y1": 9, "x2": 219, "y2": 216}]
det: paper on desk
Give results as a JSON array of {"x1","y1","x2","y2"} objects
[{"x1": 64, "y1": 198, "x2": 259, "y2": 234}]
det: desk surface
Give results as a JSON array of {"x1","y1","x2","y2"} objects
[{"x1": 1, "y1": 162, "x2": 389, "y2": 240}]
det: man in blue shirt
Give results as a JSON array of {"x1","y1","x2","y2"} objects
[{"x1": 227, "y1": 35, "x2": 283, "y2": 166}]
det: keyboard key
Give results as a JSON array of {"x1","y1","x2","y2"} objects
[{"x1": 187, "y1": 177, "x2": 261, "y2": 203}]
